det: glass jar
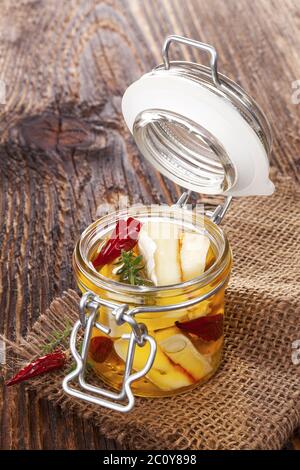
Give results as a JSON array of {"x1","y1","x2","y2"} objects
[
  {"x1": 73, "y1": 205, "x2": 232, "y2": 397},
  {"x1": 63, "y1": 35, "x2": 273, "y2": 412}
]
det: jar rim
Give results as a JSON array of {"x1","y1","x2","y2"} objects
[{"x1": 74, "y1": 206, "x2": 231, "y2": 298}]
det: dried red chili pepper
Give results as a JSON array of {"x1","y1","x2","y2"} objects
[
  {"x1": 92, "y1": 217, "x2": 142, "y2": 268},
  {"x1": 176, "y1": 314, "x2": 223, "y2": 342},
  {"x1": 89, "y1": 336, "x2": 113, "y2": 363},
  {"x1": 6, "y1": 351, "x2": 66, "y2": 387}
]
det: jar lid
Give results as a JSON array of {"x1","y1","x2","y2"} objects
[{"x1": 122, "y1": 35, "x2": 274, "y2": 197}]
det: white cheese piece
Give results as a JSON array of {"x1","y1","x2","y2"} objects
[
  {"x1": 138, "y1": 222, "x2": 182, "y2": 286},
  {"x1": 138, "y1": 227, "x2": 158, "y2": 285},
  {"x1": 180, "y1": 232, "x2": 210, "y2": 281},
  {"x1": 114, "y1": 338, "x2": 193, "y2": 390},
  {"x1": 158, "y1": 333, "x2": 213, "y2": 381}
]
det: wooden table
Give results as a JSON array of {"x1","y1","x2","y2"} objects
[{"x1": 0, "y1": 0, "x2": 299, "y2": 450}]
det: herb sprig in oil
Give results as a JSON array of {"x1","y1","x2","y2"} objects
[{"x1": 114, "y1": 250, "x2": 153, "y2": 286}]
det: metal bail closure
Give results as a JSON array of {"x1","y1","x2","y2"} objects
[
  {"x1": 62, "y1": 292, "x2": 157, "y2": 413},
  {"x1": 63, "y1": 278, "x2": 229, "y2": 411},
  {"x1": 175, "y1": 189, "x2": 232, "y2": 225}
]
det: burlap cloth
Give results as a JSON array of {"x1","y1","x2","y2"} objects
[{"x1": 2, "y1": 175, "x2": 300, "y2": 450}]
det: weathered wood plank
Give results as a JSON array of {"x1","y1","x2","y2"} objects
[{"x1": 0, "y1": 0, "x2": 299, "y2": 450}]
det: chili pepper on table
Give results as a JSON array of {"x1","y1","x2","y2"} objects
[
  {"x1": 6, "y1": 350, "x2": 66, "y2": 386},
  {"x1": 176, "y1": 314, "x2": 223, "y2": 342},
  {"x1": 92, "y1": 217, "x2": 142, "y2": 268}
]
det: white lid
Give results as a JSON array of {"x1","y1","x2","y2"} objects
[{"x1": 121, "y1": 36, "x2": 274, "y2": 197}]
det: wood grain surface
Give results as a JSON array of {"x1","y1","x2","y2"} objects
[{"x1": 0, "y1": 0, "x2": 299, "y2": 450}]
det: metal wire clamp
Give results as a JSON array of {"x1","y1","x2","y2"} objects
[
  {"x1": 62, "y1": 292, "x2": 157, "y2": 413},
  {"x1": 176, "y1": 189, "x2": 232, "y2": 225},
  {"x1": 63, "y1": 272, "x2": 229, "y2": 412}
]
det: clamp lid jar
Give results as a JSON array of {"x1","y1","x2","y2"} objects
[{"x1": 63, "y1": 35, "x2": 274, "y2": 413}]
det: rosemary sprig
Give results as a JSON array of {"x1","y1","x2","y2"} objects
[
  {"x1": 41, "y1": 320, "x2": 73, "y2": 354},
  {"x1": 42, "y1": 328, "x2": 92, "y2": 375},
  {"x1": 114, "y1": 250, "x2": 153, "y2": 286},
  {"x1": 67, "y1": 339, "x2": 93, "y2": 374}
]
